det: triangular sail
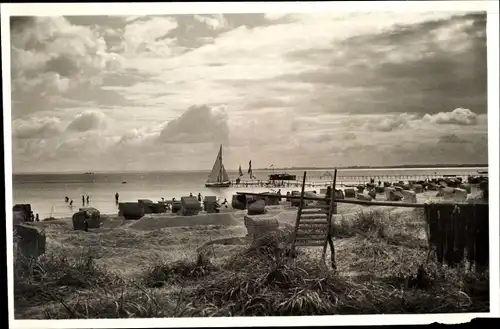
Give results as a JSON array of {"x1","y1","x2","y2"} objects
[
  {"x1": 222, "y1": 165, "x2": 230, "y2": 181},
  {"x1": 207, "y1": 146, "x2": 223, "y2": 183}
]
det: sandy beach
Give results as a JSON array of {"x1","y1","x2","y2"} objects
[{"x1": 13, "y1": 189, "x2": 489, "y2": 318}]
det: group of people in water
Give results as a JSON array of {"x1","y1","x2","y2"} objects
[
  {"x1": 64, "y1": 192, "x2": 121, "y2": 207},
  {"x1": 64, "y1": 194, "x2": 91, "y2": 207}
]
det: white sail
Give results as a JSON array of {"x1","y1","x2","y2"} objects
[
  {"x1": 221, "y1": 165, "x2": 230, "y2": 182},
  {"x1": 207, "y1": 146, "x2": 223, "y2": 183}
]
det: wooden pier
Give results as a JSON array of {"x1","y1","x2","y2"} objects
[{"x1": 230, "y1": 172, "x2": 478, "y2": 188}]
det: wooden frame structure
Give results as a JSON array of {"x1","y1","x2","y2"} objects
[{"x1": 287, "y1": 170, "x2": 338, "y2": 269}]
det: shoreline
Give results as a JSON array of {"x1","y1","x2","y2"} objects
[{"x1": 12, "y1": 165, "x2": 489, "y2": 176}]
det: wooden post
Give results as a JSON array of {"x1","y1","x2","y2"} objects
[
  {"x1": 291, "y1": 171, "x2": 307, "y2": 256},
  {"x1": 322, "y1": 169, "x2": 337, "y2": 270}
]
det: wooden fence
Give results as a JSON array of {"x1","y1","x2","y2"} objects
[{"x1": 425, "y1": 203, "x2": 489, "y2": 271}]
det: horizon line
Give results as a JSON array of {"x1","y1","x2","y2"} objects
[{"x1": 11, "y1": 163, "x2": 489, "y2": 175}]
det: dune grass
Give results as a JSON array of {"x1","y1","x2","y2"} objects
[{"x1": 13, "y1": 209, "x2": 489, "y2": 318}]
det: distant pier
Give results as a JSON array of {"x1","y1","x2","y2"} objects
[{"x1": 229, "y1": 172, "x2": 481, "y2": 188}]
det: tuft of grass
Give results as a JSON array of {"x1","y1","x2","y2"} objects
[
  {"x1": 224, "y1": 228, "x2": 295, "y2": 271},
  {"x1": 42, "y1": 284, "x2": 174, "y2": 319},
  {"x1": 142, "y1": 252, "x2": 219, "y2": 288},
  {"x1": 14, "y1": 249, "x2": 123, "y2": 309},
  {"x1": 333, "y1": 210, "x2": 388, "y2": 239},
  {"x1": 333, "y1": 209, "x2": 428, "y2": 250}
]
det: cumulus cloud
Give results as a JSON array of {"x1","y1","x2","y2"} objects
[
  {"x1": 158, "y1": 105, "x2": 229, "y2": 144},
  {"x1": 10, "y1": 16, "x2": 127, "y2": 121},
  {"x1": 423, "y1": 107, "x2": 478, "y2": 125},
  {"x1": 11, "y1": 17, "x2": 123, "y2": 91},
  {"x1": 66, "y1": 110, "x2": 108, "y2": 132},
  {"x1": 117, "y1": 125, "x2": 163, "y2": 147},
  {"x1": 363, "y1": 113, "x2": 417, "y2": 132},
  {"x1": 193, "y1": 14, "x2": 228, "y2": 31},
  {"x1": 13, "y1": 116, "x2": 63, "y2": 139},
  {"x1": 264, "y1": 13, "x2": 290, "y2": 21},
  {"x1": 121, "y1": 16, "x2": 178, "y2": 56}
]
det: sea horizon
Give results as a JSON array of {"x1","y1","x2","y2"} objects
[
  {"x1": 12, "y1": 166, "x2": 487, "y2": 219},
  {"x1": 10, "y1": 163, "x2": 489, "y2": 176}
]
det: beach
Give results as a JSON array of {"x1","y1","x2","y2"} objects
[
  {"x1": 12, "y1": 167, "x2": 486, "y2": 219},
  {"x1": 13, "y1": 188, "x2": 489, "y2": 318}
]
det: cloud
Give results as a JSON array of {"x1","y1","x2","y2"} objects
[
  {"x1": 11, "y1": 17, "x2": 122, "y2": 89},
  {"x1": 363, "y1": 113, "x2": 417, "y2": 132},
  {"x1": 263, "y1": 13, "x2": 290, "y2": 21},
  {"x1": 121, "y1": 16, "x2": 178, "y2": 56},
  {"x1": 158, "y1": 104, "x2": 229, "y2": 144},
  {"x1": 438, "y1": 133, "x2": 470, "y2": 144},
  {"x1": 423, "y1": 107, "x2": 478, "y2": 125},
  {"x1": 13, "y1": 116, "x2": 63, "y2": 139},
  {"x1": 193, "y1": 14, "x2": 228, "y2": 31},
  {"x1": 9, "y1": 13, "x2": 488, "y2": 173},
  {"x1": 10, "y1": 16, "x2": 125, "y2": 119},
  {"x1": 66, "y1": 110, "x2": 108, "y2": 132},
  {"x1": 279, "y1": 13, "x2": 486, "y2": 116}
]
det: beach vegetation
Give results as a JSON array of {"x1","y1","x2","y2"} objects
[{"x1": 13, "y1": 208, "x2": 489, "y2": 318}]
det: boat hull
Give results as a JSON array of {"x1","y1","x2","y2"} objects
[{"x1": 205, "y1": 181, "x2": 231, "y2": 188}]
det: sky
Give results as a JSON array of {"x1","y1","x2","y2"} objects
[{"x1": 9, "y1": 11, "x2": 488, "y2": 173}]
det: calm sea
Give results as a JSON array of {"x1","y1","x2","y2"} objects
[{"x1": 11, "y1": 167, "x2": 486, "y2": 219}]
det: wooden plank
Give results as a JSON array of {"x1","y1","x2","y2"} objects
[
  {"x1": 454, "y1": 205, "x2": 466, "y2": 264},
  {"x1": 444, "y1": 205, "x2": 458, "y2": 267},
  {"x1": 436, "y1": 206, "x2": 445, "y2": 264},
  {"x1": 291, "y1": 171, "x2": 307, "y2": 253},
  {"x1": 299, "y1": 220, "x2": 328, "y2": 225},
  {"x1": 301, "y1": 210, "x2": 328, "y2": 215},
  {"x1": 296, "y1": 234, "x2": 326, "y2": 239},
  {"x1": 301, "y1": 215, "x2": 327, "y2": 220},
  {"x1": 297, "y1": 239, "x2": 323, "y2": 247},
  {"x1": 465, "y1": 204, "x2": 476, "y2": 268},
  {"x1": 475, "y1": 204, "x2": 489, "y2": 272},
  {"x1": 323, "y1": 168, "x2": 337, "y2": 270},
  {"x1": 236, "y1": 192, "x2": 428, "y2": 208}
]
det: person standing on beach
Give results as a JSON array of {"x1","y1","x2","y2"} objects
[
  {"x1": 115, "y1": 192, "x2": 119, "y2": 204},
  {"x1": 82, "y1": 195, "x2": 85, "y2": 205},
  {"x1": 86, "y1": 195, "x2": 90, "y2": 204},
  {"x1": 35, "y1": 213, "x2": 39, "y2": 222},
  {"x1": 69, "y1": 199, "x2": 73, "y2": 206},
  {"x1": 197, "y1": 193, "x2": 202, "y2": 202},
  {"x1": 325, "y1": 186, "x2": 332, "y2": 205}
]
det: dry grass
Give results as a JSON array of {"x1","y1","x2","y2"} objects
[
  {"x1": 177, "y1": 221, "x2": 489, "y2": 316},
  {"x1": 13, "y1": 209, "x2": 489, "y2": 318},
  {"x1": 142, "y1": 253, "x2": 220, "y2": 288}
]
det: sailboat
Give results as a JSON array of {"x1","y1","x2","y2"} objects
[{"x1": 205, "y1": 145, "x2": 232, "y2": 188}]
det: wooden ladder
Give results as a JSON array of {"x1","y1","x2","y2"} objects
[{"x1": 290, "y1": 170, "x2": 338, "y2": 269}]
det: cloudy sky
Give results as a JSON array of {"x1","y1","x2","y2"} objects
[{"x1": 9, "y1": 11, "x2": 488, "y2": 173}]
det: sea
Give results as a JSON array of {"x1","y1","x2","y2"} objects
[{"x1": 11, "y1": 167, "x2": 487, "y2": 219}]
